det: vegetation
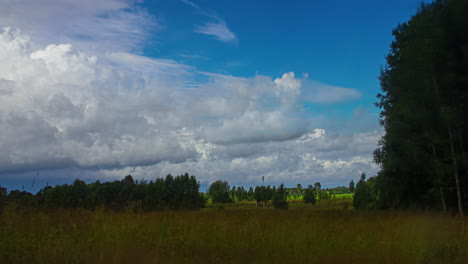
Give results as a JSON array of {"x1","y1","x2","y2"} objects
[
  {"x1": 374, "y1": 0, "x2": 468, "y2": 213},
  {"x1": 353, "y1": 173, "x2": 378, "y2": 210},
  {"x1": 3, "y1": 174, "x2": 203, "y2": 212},
  {"x1": 1, "y1": 203, "x2": 467, "y2": 263},
  {"x1": 272, "y1": 183, "x2": 288, "y2": 209},
  {"x1": 208, "y1": 180, "x2": 232, "y2": 204},
  {"x1": 3, "y1": 1, "x2": 468, "y2": 262},
  {"x1": 303, "y1": 185, "x2": 317, "y2": 204},
  {"x1": 349, "y1": 179, "x2": 355, "y2": 193}
]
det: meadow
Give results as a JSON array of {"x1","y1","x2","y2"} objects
[{"x1": 1, "y1": 199, "x2": 467, "y2": 263}]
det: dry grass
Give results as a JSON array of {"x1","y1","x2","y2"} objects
[{"x1": 1, "y1": 201, "x2": 467, "y2": 263}]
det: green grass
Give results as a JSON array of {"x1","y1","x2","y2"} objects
[
  {"x1": 287, "y1": 193, "x2": 354, "y2": 200},
  {"x1": 1, "y1": 201, "x2": 467, "y2": 263},
  {"x1": 333, "y1": 193, "x2": 354, "y2": 199}
]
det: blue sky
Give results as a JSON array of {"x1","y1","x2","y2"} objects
[
  {"x1": 143, "y1": 0, "x2": 420, "y2": 93},
  {"x1": 0, "y1": 0, "x2": 424, "y2": 192}
]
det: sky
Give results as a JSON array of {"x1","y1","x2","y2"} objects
[{"x1": 0, "y1": 0, "x2": 424, "y2": 192}]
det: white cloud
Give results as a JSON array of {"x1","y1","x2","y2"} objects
[
  {"x1": 181, "y1": 0, "x2": 200, "y2": 9},
  {"x1": 0, "y1": 0, "x2": 158, "y2": 52},
  {"x1": 302, "y1": 79, "x2": 361, "y2": 103},
  {"x1": 194, "y1": 21, "x2": 237, "y2": 43},
  {"x1": 0, "y1": 29, "x2": 307, "y2": 173},
  {"x1": 0, "y1": 0, "x2": 380, "y2": 188},
  {"x1": 182, "y1": 0, "x2": 237, "y2": 43}
]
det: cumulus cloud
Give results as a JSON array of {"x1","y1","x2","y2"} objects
[
  {"x1": 0, "y1": 27, "x2": 380, "y2": 187},
  {"x1": 0, "y1": 27, "x2": 193, "y2": 172},
  {"x1": 0, "y1": 28, "x2": 312, "y2": 174},
  {"x1": 49, "y1": 129, "x2": 380, "y2": 187}
]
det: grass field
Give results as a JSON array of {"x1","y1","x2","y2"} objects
[
  {"x1": 287, "y1": 193, "x2": 354, "y2": 200},
  {"x1": 1, "y1": 199, "x2": 467, "y2": 263}
]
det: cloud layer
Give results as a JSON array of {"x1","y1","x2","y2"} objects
[
  {"x1": 0, "y1": 0, "x2": 158, "y2": 52},
  {"x1": 0, "y1": 0, "x2": 378, "y2": 188}
]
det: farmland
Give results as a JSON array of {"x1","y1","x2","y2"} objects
[{"x1": 1, "y1": 198, "x2": 467, "y2": 264}]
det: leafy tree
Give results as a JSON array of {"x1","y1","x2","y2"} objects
[
  {"x1": 208, "y1": 180, "x2": 232, "y2": 204},
  {"x1": 0, "y1": 186, "x2": 7, "y2": 213},
  {"x1": 254, "y1": 185, "x2": 273, "y2": 206},
  {"x1": 272, "y1": 184, "x2": 288, "y2": 209},
  {"x1": 374, "y1": 0, "x2": 468, "y2": 213},
  {"x1": 353, "y1": 173, "x2": 374, "y2": 210},
  {"x1": 303, "y1": 185, "x2": 317, "y2": 205},
  {"x1": 198, "y1": 193, "x2": 208, "y2": 208},
  {"x1": 314, "y1": 182, "x2": 321, "y2": 192},
  {"x1": 349, "y1": 180, "x2": 355, "y2": 193},
  {"x1": 8, "y1": 190, "x2": 36, "y2": 209},
  {"x1": 248, "y1": 187, "x2": 254, "y2": 200},
  {"x1": 296, "y1": 183, "x2": 303, "y2": 198}
]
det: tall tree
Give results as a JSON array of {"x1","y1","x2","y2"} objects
[
  {"x1": 303, "y1": 185, "x2": 317, "y2": 205},
  {"x1": 374, "y1": 0, "x2": 468, "y2": 213},
  {"x1": 349, "y1": 180, "x2": 355, "y2": 193}
]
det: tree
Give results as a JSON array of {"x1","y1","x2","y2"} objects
[
  {"x1": 353, "y1": 173, "x2": 373, "y2": 210},
  {"x1": 247, "y1": 187, "x2": 254, "y2": 201},
  {"x1": 0, "y1": 186, "x2": 7, "y2": 213},
  {"x1": 303, "y1": 185, "x2": 316, "y2": 205},
  {"x1": 272, "y1": 183, "x2": 288, "y2": 209},
  {"x1": 349, "y1": 180, "x2": 355, "y2": 193},
  {"x1": 208, "y1": 180, "x2": 232, "y2": 204},
  {"x1": 314, "y1": 182, "x2": 321, "y2": 192},
  {"x1": 374, "y1": 0, "x2": 468, "y2": 213},
  {"x1": 296, "y1": 183, "x2": 303, "y2": 198}
]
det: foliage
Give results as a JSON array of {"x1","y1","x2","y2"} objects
[
  {"x1": 208, "y1": 180, "x2": 232, "y2": 204},
  {"x1": 254, "y1": 185, "x2": 273, "y2": 206},
  {"x1": 1, "y1": 208, "x2": 468, "y2": 263},
  {"x1": 353, "y1": 173, "x2": 377, "y2": 210},
  {"x1": 272, "y1": 183, "x2": 288, "y2": 209},
  {"x1": 303, "y1": 185, "x2": 317, "y2": 205},
  {"x1": 349, "y1": 179, "x2": 355, "y2": 193},
  {"x1": 374, "y1": 0, "x2": 468, "y2": 212},
  {"x1": 5, "y1": 173, "x2": 203, "y2": 211},
  {"x1": 0, "y1": 186, "x2": 7, "y2": 213}
]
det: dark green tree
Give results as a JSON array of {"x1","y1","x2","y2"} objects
[
  {"x1": 272, "y1": 183, "x2": 288, "y2": 209},
  {"x1": 353, "y1": 173, "x2": 373, "y2": 210},
  {"x1": 208, "y1": 180, "x2": 232, "y2": 204},
  {"x1": 0, "y1": 186, "x2": 7, "y2": 213},
  {"x1": 349, "y1": 180, "x2": 355, "y2": 193},
  {"x1": 303, "y1": 185, "x2": 317, "y2": 205},
  {"x1": 374, "y1": 0, "x2": 468, "y2": 213}
]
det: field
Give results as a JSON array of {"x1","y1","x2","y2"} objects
[{"x1": 1, "y1": 199, "x2": 467, "y2": 263}]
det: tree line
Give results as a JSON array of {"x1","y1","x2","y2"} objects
[
  {"x1": 208, "y1": 180, "x2": 354, "y2": 209},
  {"x1": 1, "y1": 176, "x2": 355, "y2": 213},
  {"x1": 1, "y1": 174, "x2": 205, "y2": 212},
  {"x1": 371, "y1": 0, "x2": 468, "y2": 214}
]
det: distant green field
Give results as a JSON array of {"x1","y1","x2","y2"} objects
[
  {"x1": 1, "y1": 200, "x2": 467, "y2": 263},
  {"x1": 287, "y1": 193, "x2": 354, "y2": 200},
  {"x1": 333, "y1": 193, "x2": 354, "y2": 199}
]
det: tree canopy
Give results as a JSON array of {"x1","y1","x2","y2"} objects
[{"x1": 374, "y1": 0, "x2": 468, "y2": 213}]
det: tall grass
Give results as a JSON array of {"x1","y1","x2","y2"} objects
[{"x1": 1, "y1": 201, "x2": 467, "y2": 263}]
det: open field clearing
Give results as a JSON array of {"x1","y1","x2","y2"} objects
[{"x1": 1, "y1": 201, "x2": 467, "y2": 263}]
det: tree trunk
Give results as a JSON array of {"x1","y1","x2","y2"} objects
[
  {"x1": 448, "y1": 127, "x2": 463, "y2": 216},
  {"x1": 440, "y1": 186, "x2": 447, "y2": 213},
  {"x1": 431, "y1": 144, "x2": 447, "y2": 212},
  {"x1": 457, "y1": 129, "x2": 468, "y2": 196}
]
